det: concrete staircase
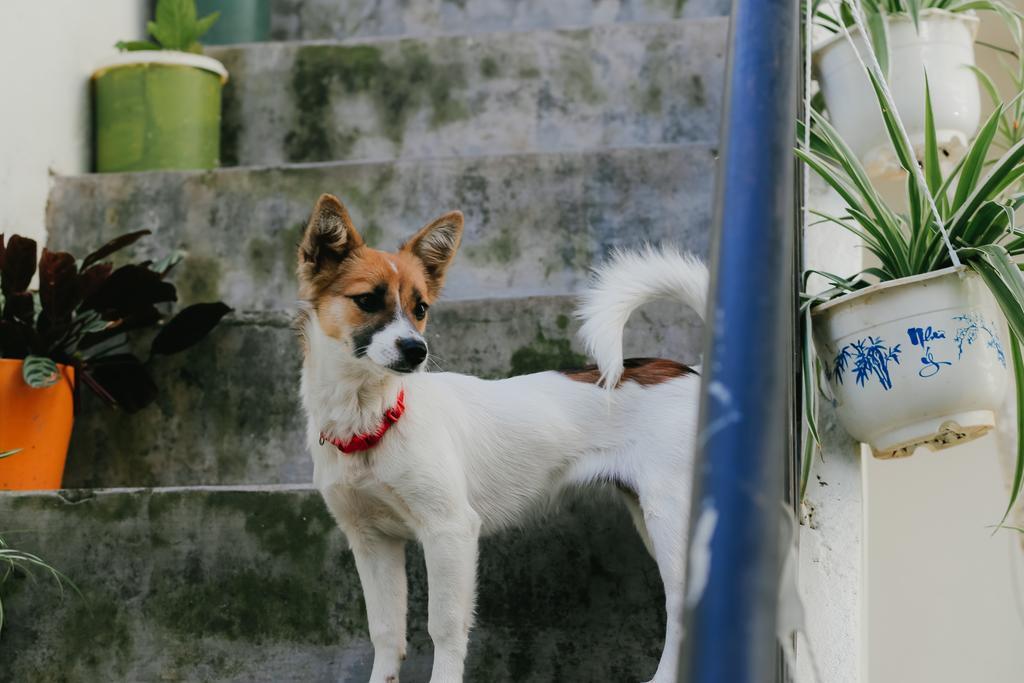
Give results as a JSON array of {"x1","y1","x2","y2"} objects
[{"x1": 1, "y1": 2, "x2": 726, "y2": 680}]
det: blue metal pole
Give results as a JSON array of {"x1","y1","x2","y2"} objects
[{"x1": 681, "y1": 1, "x2": 800, "y2": 681}]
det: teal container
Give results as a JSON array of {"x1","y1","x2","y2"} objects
[
  {"x1": 195, "y1": 0, "x2": 271, "y2": 44},
  {"x1": 93, "y1": 53, "x2": 228, "y2": 173}
]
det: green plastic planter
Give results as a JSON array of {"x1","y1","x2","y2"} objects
[
  {"x1": 195, "y1": 0, "x2": 271, "y2": 44},
  {"x1": 93, "y1": 52, "x2": 228, "y2": 173}
]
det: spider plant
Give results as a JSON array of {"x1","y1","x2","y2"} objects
[
  {"x1": 0, "y1": 532, "x2": 75, "y2": 636},
  {"x1": 797, "y1": 65, "x2": 1024, "y2": 525},
  {"x1": 813, "y1": 0, "x2": 1023, "y2": 78}
]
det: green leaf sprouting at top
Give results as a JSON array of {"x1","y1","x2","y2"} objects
[{"x1": 116, "y1": 0, "x2": 219, "y2": 54}]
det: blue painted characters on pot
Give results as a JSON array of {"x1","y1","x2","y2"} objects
[
  {"x1": 952, "y1": 313, "x2": 1006, "y2": 367},
  {"x1": 907, "y1": 325, "x2": 951, "y2": 378},
  {"x1": 830, "y1": 336, "x2": 901, "y2": 390},
  {"x1": 829, "y1": 312, "x2": 1006, "y2": 393}
]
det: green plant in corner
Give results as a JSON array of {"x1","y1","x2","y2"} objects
[
  {"x1": 116, "y1": 0, "x2": 220, "y2": 54},
  {"x1": 0, "y1": 532, "x2": 75, "y2": 636},
  {"x1": 797, "y1": 65, "x2": 1024, "y2": 524}
]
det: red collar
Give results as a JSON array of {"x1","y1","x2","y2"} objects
[{"x1": 320, "y1": 390, "x2": 406, "y2": 455}]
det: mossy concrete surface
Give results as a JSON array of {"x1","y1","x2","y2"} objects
[
  {"x1": 0, "y1": 486, "x2": 665, "y2": 682},
  {"x1": 270, "y1": 0, "x2": 730, "y2": 41},
  {"x1": 62, "y1": 296, "x2": 703, "y2": 488},
  {"x1": 47, "y1": 145, "x2": 716, "y2": 312},
  {"x1": 212, "y1": 19, "x2": 726, "y2": 166}
]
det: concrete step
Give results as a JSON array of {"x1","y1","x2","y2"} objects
[
  {"x1": 269, "y1": 0, "x2": 729, "y2": 43},
  {"x1": 212, "y1": 19, "x2": 726, "y2": 166},
  {"x1": 47, "y1": 144, "x2": 716, "y2": 312},
  {"x1": 0, "y1": 486, "x2": 664, "y2": 683},
  {"x1": 62, "y1": 296, "x2": 703, "y2": 488}
]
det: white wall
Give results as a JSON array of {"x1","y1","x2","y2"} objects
[{"x1": 0, "y1": 1, "x2": 146, "y2": 244}]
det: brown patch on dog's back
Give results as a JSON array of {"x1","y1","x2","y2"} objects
[{"x1": 562, "y1": 357, "x2": 697, "y2": 387}]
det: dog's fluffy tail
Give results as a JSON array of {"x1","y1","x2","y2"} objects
[{"x1": 576, "y1": 245, "x2": 708, "y2": 388}]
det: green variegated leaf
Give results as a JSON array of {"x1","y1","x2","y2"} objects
[
  {"x1": 961, "y1": 246, "x2": 1024, "y2": 344},
  {"x1": 922, "y1": 76, "x2": 942, "y2": 201},
  {"x1": 907, "y1": 0, "x2": 922, "y2": 30},
  {"x1": 22, "y1": 355, "x2": 59, "y2": 389},
  {"x1": 866, "y1": 8, "x2": 890, "y2": 79},
  {"x1": 952, "y1": 105, "x2": 1005, "y2": 211}
]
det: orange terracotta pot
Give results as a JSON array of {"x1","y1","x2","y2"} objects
[{"x1": 0, "y1": 359, "x2": 75, "y2": 490}]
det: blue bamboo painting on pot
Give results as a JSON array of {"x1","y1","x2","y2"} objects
[
  {"x1": 830, "y1": 336, "x2": 901, "y2": 390},
  {"x1": 828, "y1": 312, "x2": 1005, "y2": 392}
]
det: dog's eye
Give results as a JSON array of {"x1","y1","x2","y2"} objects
[
  {"x1": 351, "y1": 293, "x2": 385, "y2": 313},
  {"x1": 413, "y1": 302, "x2": 429, "y2": 321}
]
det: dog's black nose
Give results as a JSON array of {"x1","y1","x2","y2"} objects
[{"x1": 396, "y1": 338, "x2": 428, "y2": 367}]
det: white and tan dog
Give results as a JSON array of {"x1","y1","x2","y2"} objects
[{"x1": 296, "y1": 194, "x2": 707, "y2": 683}]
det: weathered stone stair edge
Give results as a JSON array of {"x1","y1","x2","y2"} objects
[
  {"x1": 269, "y1": 0, "x2": 730, "y2": 42},
  {"x1": 48, "y1": 143, "x2": 717, "y2": 310},
  {"x1": 0, "y1": 485, "x2": 665, "y2": 682},
  {"x1": 219, "y1": 14, "x2": 730, "y2": 49},
  {"x1": 214, "y1": 18, "x2": 726, "y2": 166},
  {"x1": 62, "y1": 141, "x2": 718, "y2": 178},
  {"x1": 0, "y1": 483, "x2": 317, "y2": 499}
]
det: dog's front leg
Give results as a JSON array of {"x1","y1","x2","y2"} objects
[
  {"x1": 349, "y1": 531, "x2": 408, "y2": 683},
  {"x1": 421, "y1": 514, "x2": 480, "y2": 683}
]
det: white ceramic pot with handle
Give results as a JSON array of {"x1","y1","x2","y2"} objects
[
  {"x1": 812, "y1": 266, "x2": 1010, "y2": 459},
  {"x1": 813, "y1": 9, "x2": 981, "y2": 179}
]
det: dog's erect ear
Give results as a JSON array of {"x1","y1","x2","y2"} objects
[
  {"x1": 402, "y1": 211, "x2": 463, "y2": 296},
  {"x1": 298, "y1": 194, "x2": 364, "y2": 282}
]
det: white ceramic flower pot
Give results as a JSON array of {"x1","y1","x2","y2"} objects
[
  {"x1": 812, "y1": 267, "x2": 1009, "y2": 459},
  {"x1": 813, "y1": 9, "x2": 981, "y2": 179}
]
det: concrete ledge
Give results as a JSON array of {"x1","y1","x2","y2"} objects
[
  {"x1": 62, "y1": 296, "x2": 703, "y2": 488},
  {"x1": 47, "y1": 145, "x2": 717, "y2": 311},
  {"x1": 0, "y1": 486, "x2": 665, "y2": 682},
  {"x1": 212, "y1": 19, "x2": 726, "y2": 166},
  {"x1": 268, "y1": 0, "x2": 730, "y2": 42}
]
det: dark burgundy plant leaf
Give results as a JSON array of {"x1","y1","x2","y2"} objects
[
  {"x1": 81, "y1": 264, "x2": 176, "y2": 316},
  {"x1": 78, "y1": 263, "x2": 113, "y2": 302},
  {"x1": 80, "y1": 230, "x2": 151, "y2": 271},
  {"x1": 38, "y1": 248, "x2": 80, "y2": 323},
  {"x1": 0, "y1": 235, "x2": 37, "y2": 294},
  {"x1": 150, "y1": 302, "x2": 232, "y2": 356},
  {"x1": 83, "y1": 353, "x2": 158, "y2": 413},
  {"x1": 3, "y1": 291, "x2": 34, "y2": 324}
]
